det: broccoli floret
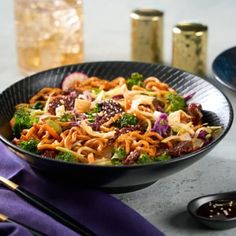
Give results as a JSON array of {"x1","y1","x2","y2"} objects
[
  {"x1": 55, "y1": 152, "x2": 77, "y2": 163},
  {"x1": 165, "y1": 92, "x2": 186, "y2": 112},
  {"x1": 13, "y1": 108, "x2": 39, "y2": 137},
  {"x1": 111, "y1": 148, "x2": 126, "y2": 165},
  {"x1": 137, "y1": 153, "x2": 153, "y2": 164},
  {"x1": 154, "y1": 153, "x2": 171, "y2": 162},
  {"x1": 127, "y1": 73, "x2": 145, "y2": 89},
  {"x1": 115, "y1": 113, "x2": 138, "y2": 128},
  {"x1": 137, "y1": 152, "x2": 171, "y2": 164},
  {"x1": 19, "y1": 139, "x2": 39, "y2": 154}
]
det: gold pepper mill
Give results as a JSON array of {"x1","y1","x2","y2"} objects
[
  {"x1": 172, "y1": 22, "x2": 208, "y2": 76},
  {"x1": 130, "y1": 9, "x2": 164, "y2": 63}
]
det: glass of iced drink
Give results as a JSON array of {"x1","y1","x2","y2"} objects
[{"x1": 14, "y1": 0, "x2": 84, "y2": 75}]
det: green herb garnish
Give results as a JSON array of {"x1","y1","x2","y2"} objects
[
  {"x1": 165, "y1": 92, "x2": 186, "y2": 112},
  {"x1": 32, "y1": 102, "x2": 44, "y2": 110},
  {"x1": 127, "y1": 72, "x2": 145, "y2": 89},
  {"x1": 60, "y1": 113, "x2": 74, "y2": 122},
  {"x1": 115, "y1": 113, "x2": 138, "y2": 128},
  {"x1": 86, "y1": 103, "x2": 101, "y2": 123}
]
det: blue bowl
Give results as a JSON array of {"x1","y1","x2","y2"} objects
[{"x1": 212, "y1": 46, "x2": 236, "y2": 91}]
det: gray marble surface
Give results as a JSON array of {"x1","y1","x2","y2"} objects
[{"x1": 1, "y1": 1, "x2": 236, "y2": 235}]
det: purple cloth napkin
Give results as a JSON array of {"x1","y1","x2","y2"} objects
[{"x1": 0, "y1": 142, "x2": 164, "y2": 236}]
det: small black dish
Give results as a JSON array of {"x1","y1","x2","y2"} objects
[
  {"x1": 188, "y1": 191, "x2": 236, "y2": 230},
  {"x1": 212, "y1": 46, "x2": 236, "y2": 91}
]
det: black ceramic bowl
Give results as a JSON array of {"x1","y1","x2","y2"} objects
[
  {"x1": 0, "y1": 62, "x2": 233, "y2": 193},
  {"x1": 212, "y1": 46, "x2": 236, "y2": 91}
]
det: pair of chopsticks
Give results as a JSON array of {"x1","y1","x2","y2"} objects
[
  {"x1": 0, "y1": 212, "x2": 46, "y2": 236},
  {"x1": 0, "y1": 176, "x2": 96, "y2": 236}
]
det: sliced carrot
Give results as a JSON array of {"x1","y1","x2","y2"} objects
[
  {"x1": 25, "y1": 126, "x2": 36, "y2": 139},
  {"x1": 43, "y1": 124, "x2": 61, "y2": 141}
]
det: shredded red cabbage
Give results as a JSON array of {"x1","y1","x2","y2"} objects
[
  {"x1": 112, "y1": 95, "x2": 124, "y2": 100},
  {"x1": 197, "y1": 130, "x2": 207, "y2": 139},
  {"x1": 151, "y1": 113, "x2": 170, "y2": 137},
  {"x1": 183, "y1": 91, "x2": 196, "y2": 101},
  {"x1": 197, "y1": 130, "x2": 211, "y2": 146}
]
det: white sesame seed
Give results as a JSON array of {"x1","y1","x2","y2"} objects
[{"x1": 223, "y1": 210, "x2": 229, "y2": 216}]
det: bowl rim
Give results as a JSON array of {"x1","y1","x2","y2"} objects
[
  {"x1": 0, "y1": 61, "x2": 234, "y2": 168},
  {"x1": 212, "y1": 46, "x2": 236, "y2": 91}
]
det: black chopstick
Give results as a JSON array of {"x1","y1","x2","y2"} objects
[
  {"x1": 0, "y1": 176, "x2": 96, "y2": 236},
  {"x1": 0, "y1": 213, "x2": 46, "y2": 236}
]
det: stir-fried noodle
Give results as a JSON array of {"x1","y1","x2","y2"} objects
[{"x1": 11, "y1": 73, "x2": 221, "y2": 165}]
